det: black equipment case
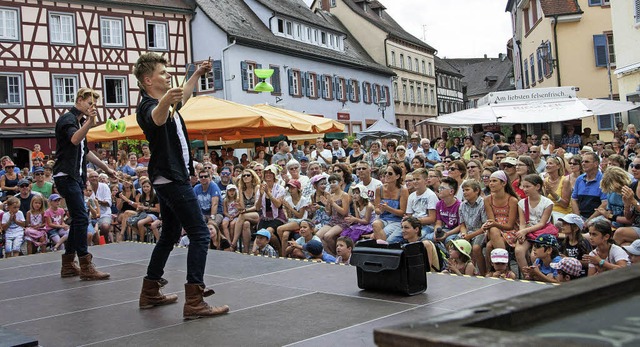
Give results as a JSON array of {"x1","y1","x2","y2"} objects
[{"x1": 350, "y1": 240, "x2": 427, "y2": 296}]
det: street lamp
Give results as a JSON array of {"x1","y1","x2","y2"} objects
[{"x1": 377, "y1": 97, "x2": 387, "y2": 119}]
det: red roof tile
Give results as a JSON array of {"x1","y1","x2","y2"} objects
[{"x1": 539, "y1": 0, "x2": 582, "y2": 16}]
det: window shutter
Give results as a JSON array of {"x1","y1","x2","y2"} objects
[
  {"x1": 544, "y1": 42, "x2": 553, "y2": 76},
  {"x1": 372, "y1": 84, "x2": 378, "y2": 103},
  {"x1": 320, "y1": 74, "x2": 326, "y2": 98},
  {"x1": 362, "y1": 81, "x2": 366, "y2": 103},
  {"x1": 385, "y1": 86, "x2": 391, "y2": 105},
  {"x1": 367, "y1": 83, "x2": 372, "y2": 103},
  {"x1": 288, "y1": 69, "x2": 294, "y2": 96},
  {"x1": 346, "y1": 79, "x2": 352, "y2": 101},
  {"x1": 333, "y1": 76, "x2": 339, "y2": 100},
  {"x1": 213, "y1": 60, "x2": 223, "y2": 90},
  {"x1": 271, "y1": 66, "x2": 281, "y2": 93},
  {"x1": 636, "y1": 0, "x2": 640, "y2": 24},
  {"x1": 241, "y1": 61, "x2": 248, "y2": 91},
  {"x1": 306, "y1": 73, "x2": 311, "y2": 96},
  {"x1": 300, "y1": 71, "x2": 307, "y2": 96},
  {"x1": 315, "y1": 74, "x2": 321, "y2": 97},
  {"x1": 588, "y1": 0, "x2": 602, "y2": 6},
  {"x1": 593, "y1": 34, "x2": 608, "y2": 67}
]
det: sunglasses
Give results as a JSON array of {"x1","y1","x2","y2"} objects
[
  {"x1": 242, "y1": 174, "x2": 252, "y2": 177},
  {"x1": 444, "y1": 160, "x2": 452, "y2": 163},
  {"x1": 631, "y1": 164, "x2": 640, "y2": 170},
  {"x1": 581, "y1": 160, "x2": 592, "y2": 164},
  {"x1": 333, "y1": 169, "x2": 342, "y2": 172},
  {"x1": 467, "y1": 165, "x2": 478, "y2": 169},
  {"x1": 528, "y1": 151, "x2": 538, "y2": 154},
  {"x1": 398, "y1": 149, "x2": 405, "y2": 151},
  {"x1": 569, "y1": 162, "x2": 580, "y2": 165},
  {"x1": 356, "y1": 167, "x2": 367, "y2": 171},
  {"x1": 501, "y1": 164, "x2": 514, "y2": 168},
  {"x1": 448, "y1": 167, "x2": 459, "y2": 171},
  {"x1": 199, "y1": 176, "x2": 209, "y2": 179},
  {"x1": 20, "y1": 184, "x2": 30, "y2": 188},
  {"x1": 384, "y1": 171, "x2": 395, "y2": 176},
  {"x1": 34, "y1": 172, "x2": 44, "y2": 176},
  {"x1": 471, "y1": 155, "x2": 480, "y2": 158},
  {"x1": 289, "y1": 167, "x2": 300, "y2": 170}
]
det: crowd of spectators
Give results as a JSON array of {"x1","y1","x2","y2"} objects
[{"x1": 2, "y1": 124, "x2": 640, "y2": 283}]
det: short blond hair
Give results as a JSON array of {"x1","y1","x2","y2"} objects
[{"x1": 75, "y1": 88, "x2": 100, "y2": 103}]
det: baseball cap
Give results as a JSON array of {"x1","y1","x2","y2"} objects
[
  {"x1": 496, "y1": 150, "x2": 508, "y2": 155},
  {"x1": 484, "y1": 132, "x2": 494, "y2": 138},
  {"x1": 558, "y1": 214, "x2": 585, "y2": 231},
  {"x1": 450, "y1": 152, "x2": 461, "y2": 159},
  {"x1": 286, "y1": 179, "x2": 301, "y2": 190},
  {"x1": 299, "y1": 156, "x2": 309, "y2": 162},
  {"x1": 500, "y1": 157, "x2": 518, "y2": 166},
  {"x1": 254, "y1": 228, "x2": 271, "y2": 241},
  {"x1": 310, "y1": 174, "x2": 327, "y2": 185},
  {"x1": 34, "y1": 167, "x2": 44, "y2": 173},
  {"x1": 18, "y1": 179, "x2": 30, "y2": 186},
  {"x1": 530, "y1": 234, "x2": 560, "y2": 249},
  {"x1": 622, "y1": 239, "x2": 640, "y2": 256},
  {"x1": 304, "y1": 239, "x2": 324, "y2": 256},
  {"x1": 226, "y1": 184, "x2": 238, "y2": 191},
  {"x1": 490, "y1": 248, "x2": 509, "y2": 264},
  {"x1": 551, "y1": 257, "x2": 582, "y2": 277},
  {"x1": 49, "y1": 193, "x2": 62, "y2": 201}
]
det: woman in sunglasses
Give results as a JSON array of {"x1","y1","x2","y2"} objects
[
  {"x1": 567, "y1": 154, "x2": 584, "y2": 190},
  {"x1": 371, "y1": 164, "x2": 409, "y2": 243},
  {"x1": 447, "y1": 160, "x2": 467, "y2": 201},
  {"x1": 385, "y1": 140, "x2": 398, "y2": 163},
  {"x1": 232, "y1": 169, "x2": 262, "y2": 253},
  {"x1": 543, "y1": 155, "x2": 572, "y2": 222},
  {"x1": 0, "y1": 160, "x2": 20, "y2": 197},
  {"x1": 461, "y1": 136, "x2": 477, "y2": 161},
  {"x1": 539, "y1": 135, "x2": 554, "y2": 158}
]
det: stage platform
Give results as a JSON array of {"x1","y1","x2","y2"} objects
[{"x1": 0, "y1": 242, "x2": 553, "y2": 346}]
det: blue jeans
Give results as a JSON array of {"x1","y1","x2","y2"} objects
[
  {"x1": 146, "y1": 181, "x2": 210, "y2": 284},
  {"x1": 54, "y1": 176, "x2": 89, "y2": 256}
]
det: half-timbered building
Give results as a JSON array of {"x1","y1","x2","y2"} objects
[{"x1": 0, "y1": 0, "x2": 193, "y2": 166}]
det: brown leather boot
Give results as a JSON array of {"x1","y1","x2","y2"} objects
[
  {"x1": 61, "y1": 253, "x2": 80, "y2": 278},
  {"x1": 139, "y1": 278, "x2": 178, "y2": 309},
  {"x1": 78, "y1": 253, "x2": 110, "y2": 281},
  {"x1": 183, "y1": 283, "x2": 229, "y2": 320}
]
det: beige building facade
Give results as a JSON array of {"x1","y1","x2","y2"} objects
[
  {"x1": 510, "y1": 0, "x2": 619, "y2": 141},
  {"x1": 611, "y1": 0, "x2": 640, "y2": 126},
  {"x1": 311, "y1": 0, "x2": 439, "y2": 139}
]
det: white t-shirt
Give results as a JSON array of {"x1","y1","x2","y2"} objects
[
  {"x1": 518, "y1": 195, "x2": 553, "y2": 226},
  {"x1": 362, "y1": 177, "x2": 383, "y2": 201},
  {"x1": 2, "y1": 211, "x2": 25, "y2": 237},
  {"x1": 406, "y1": 189, "x2": 439, "y2": 218},
  {"x1": 311, "y1": 148, "x2": 332, "y2": 165},
  {"x1": 284, "y1": 195, "x2": 310, "y2": 220},
  {"x1": 92, "y1": 182, "x2": 113, "y2": 217},
  {"x1": 588, "y1": 244, "x2": 630, "y2": 268}
]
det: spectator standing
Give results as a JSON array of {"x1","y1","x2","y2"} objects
[
  {"x1": 561, "y1": 125, "x2": 581, "y2": 155},
  {"x1": 420, "y1": 138, "x2": 440, "y2": 169},
  {"x1": 510, "y1": 133, "x2": 529, "y2": 156},
  {"x1": 571, "y1": 152, "x2": 607, "y2": 221},
  {"x1": 311, "y1": 138, "x2": 332, "y2": 166},
  {"x1": 32, "y1": 144, "x2": 45, "y2": 161}
]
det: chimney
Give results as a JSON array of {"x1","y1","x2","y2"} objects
[
  {"x1": 498, "y1": 53, "x2": 504, "y2": 60},
  {"x1": 484, "y1": 54, "x2": 487, "y2": 59},
  {"x1": 321, "y1": 0, "x2": 331, "y2": 11}
]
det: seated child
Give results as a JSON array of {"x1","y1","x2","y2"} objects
[
  {"x1": 586, "y1": 218, "x2": 630, "y2": 276},
  {"x1": 553, "y1": 257, "x2": 583, "y2": 283},
  {"x1": 286, "y1": 219, "x2": 321, "y2": 259},
  {"x1": 341, "y1": 184, "x2": 375, "y2": 242},
  {"x1": 335, "y1": 236, "x2": 353, "y2": 264},
  {"x1": 2, "y1": 197, "x2": 26, "y2": 258},
  {"x1": 522, "y1": 234, "x2": 562, "y2": 283},
  {"x1": 458, "y1": 180, "x2": 488, "y2": 275},
  {"x1": 45, "y1": 194, "x2": 69, "y2": 251},
  {"x1": 304, "y1": 239, "x2": 336, "y2": 262},
  {"x1": 432, "y1": 177, "x2": 461, "y2": 245},
  {"x1": 252, "y1": 228, "x2": 278, "y2": 257},
  {"x1": 486, "y1": 248, "x2": 517, "y2": 279},
  {"x1": 622, "y1": 239, "x2": 640, "y2": 264},
  {"x1": 443, "y1": 239, "x2": 475, "y2": 275}
]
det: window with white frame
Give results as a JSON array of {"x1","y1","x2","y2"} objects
[
  {"x1": 49, "y1": 12, "x2": 75, "y2": 45},
  {"x1": 410, "y1": 85, "x2": 415, "y2": 104},
  {"x1": 200, "y1": 72, "x2": 214, "y2": 91},
  {"x1": 100, "y1": 17, "x2": 123, "y2": 47},
  {"x1": 337, "y1": 78, "x2": 346, "y2": 101},
  {"x1": 323, "y1": 75, "x2": 332, "y2": 99},
  {"x1": 0, "y1": 73, "x2": 23, "y2": 106},
  {"x1": 103, "y1": 76, "x2": 127, "y2": 106},
  {"x1": 245, "y1": 62, "x2": 257, "y2": 90},
  {"x1": 286, "y1": 21, "x2": 293, "y2": 36},
  {"x1": 402, "y1": 83, "x2": 407, "y2": 103},
  {"x1": 0, "y1": 7, "x2": 19, "y2": 41},
  {"x1": 308, "y1": 73, "x2": 317, "y2": 98},
  {"x1": 350, "y1": 79, "x2": 359, "y2": 102},
  {"x1": 277, "y1": 19, "x2": 284, "y2": 34},
  {"x1": 417, "y1": 86, "x2": 422, "y2": 104},
  {"x1": 393, "y1": 81, "x2": 398, "y2": 102},
  {"x1": 291, "y1": 70, "x2": 301, "y2": 96},
  {"x1": 52, "y1": 75, "x2": 78, "y2": 106},
  {"x1": 606, "y1": 32, "x2": 616, "y2": 66},
  {"x1": 147, "y1": 21, "x2": 167, "y2": 50},
  {"x1": 391, "y1": 51, "x2": 396, "y2": 66}
]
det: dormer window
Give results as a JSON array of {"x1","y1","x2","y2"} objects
[{"x1": 272, "y1": 17, "x2": 344, "y2": 52}]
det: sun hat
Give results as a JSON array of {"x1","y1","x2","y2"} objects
[
  {"x1": 286, "y1": 179, "x2": 301, "y2": 190},
  {"x1": 551, "y1": 257, "x2": 582, "y2": 277},
  {"x1": 448, "y1": 239, "x2": 471, "y2": 259},
  {"x1": 558, "y1": 214, "x2": 585, "y2": 231},
  {"x1": 622, "y1": 239, "x2": 640, "y2": 256},
  {"x1": 490, "y1": 248, "x2": 509, "y2": 264},
  {"x1": 351, "y1": 184, "x2": 370, "y2": 200}
]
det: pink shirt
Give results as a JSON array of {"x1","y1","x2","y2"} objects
[{"x1": 44, "y1": 208, "x2": 65, "y2": 231}]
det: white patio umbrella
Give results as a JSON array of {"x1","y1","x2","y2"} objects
[{"x1": 418, "y1": 86, "x2": 639, "y2": 126}]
